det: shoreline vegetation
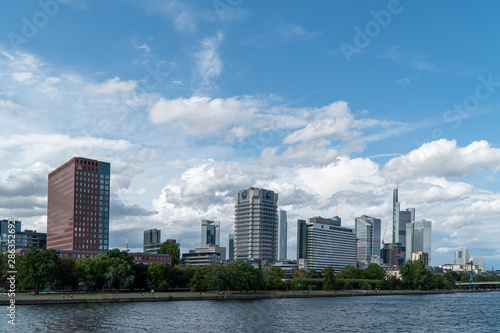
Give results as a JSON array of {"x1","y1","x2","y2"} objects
[
  {"x1": 1, "y1": 289, "x2": 497, "y2": 306},
  {"x1": 5, "y1": 248, "x2": 500, "y2": 307}
]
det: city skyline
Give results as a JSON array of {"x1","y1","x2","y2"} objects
[{"x1": 2, "y1": 2, "x2": 500, "y2": 268}]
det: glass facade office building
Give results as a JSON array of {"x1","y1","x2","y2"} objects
[
  {"x1": 277, "y1": 209, "x2": 287, "y2": 261},
  {"x1": 201, "y1": 220, "x2": 220, "y2": 247},
  {"x1": 355, "y1": 215, "x2": 381, "y2": 265},
  {"x1": 392, "y1": 187, "x2": 415, "y2": 248},
  {"x1": 406, "y1": 219, "x2": 432, "y2": 266}
]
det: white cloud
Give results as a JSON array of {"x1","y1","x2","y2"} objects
[
  {"x1": 395, "y1": 78, "x2": 410, "y2": 85},
  {"x1": 0, "y1": 99, "x2": 22, "y2": 109},
  {"x1": 149, "y1": 95, "x2": 257, "y2": 137},
  {"x1": 12, "y1": 72, "x2": 33, "y2": 83},
  {"x1": 435, "y1": 247, "x2": 456, "y2": 254},
  {"x1": 194, "y1": 32, "x2": 223, "y2": 88},
  {"x1": 283, "y1": 101, "x2": 359, "y2": 144},
  {"x1": 383, "y1": 139, "x2": 500, "y2": 178},
  {"x1": 86, "y1": 77, "x2": 138, "y2": 95}
]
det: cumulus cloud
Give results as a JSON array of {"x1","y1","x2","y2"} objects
[
  {"x1": 382, "y1": 139, "x2": 500, "y2": 178},
  {"x1": 149, "y1": 95, "x2": 257, "y2": 137},
  {"x1": 283, "y1": 101, "x2": 359, "y2": 144}
]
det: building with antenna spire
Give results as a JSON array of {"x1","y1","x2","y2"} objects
[{"x1": 392, "y1": 183, "x2": 415, "y2": 262}]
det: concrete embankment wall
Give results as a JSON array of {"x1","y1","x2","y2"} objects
[{"x1": 1, "y1": 290, "x2": 493, "y2": 306}]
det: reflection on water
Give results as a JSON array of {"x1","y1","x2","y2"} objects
[{"x1": 2, "y1": 292, "x2": 499, "y2": 333}]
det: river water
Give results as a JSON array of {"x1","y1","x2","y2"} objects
[{"x1": 2, "y1": 292, "x2": 499, "y2": 332}]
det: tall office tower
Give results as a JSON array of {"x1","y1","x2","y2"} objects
[
  {"x1": 406, "y1": 219, "x2": 432, "y2": 266},
  {"x1": 277, "y1": 210, "x2": 287, "y2": 261},
  {"x1": 355, "y1": 215, "x2": 381, "y2": 265},
  {"x1": 296, "y1": 219, "x2": 307, "y2": 260},
  {"x1": 0, "y1": 219, "x2": 21, "y2": 235},
  {"x1": 454, "y1": 249, "x2": 470, "y2": 265},
  {"x1": 201, "y1": 220, "x2": 220, "y2": 247},
  {"x1": 228, "y1": 234, "x2": 234, "y2": 261},
  {"x1": 234, "y1": 187, "x2": 278, "y2": 263},
  {"x1": 470, "y1": 257, "x2": 485, "y2": 271},
  {"x1": 297, "y1": 216, "x2": 356, "y2": 272},
  {"x1": 144, "y1": 228, "x2": 162, "y2": 253},
  {"x1": 47, "y1": 157, "x2": 110, "y2": 252},
  {"x1": 392, "y1": 187, "x2": 415, "y2": 248}
]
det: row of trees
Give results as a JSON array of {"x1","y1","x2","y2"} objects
[{"x1": 2, "y1": 249, "x2": 496, "y2": 293}]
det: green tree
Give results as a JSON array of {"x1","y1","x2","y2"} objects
[
  {"x1": 0, "y1": 253, "x2": 9, "y2": 283},
  {"x1": 364, "y1": 263, "x2": 386, "y2": 280},
  {"x1": 263, "y1": 267, "x2": 285, "y2": 290},
  {"x1": 54, "y1": 258, "x2": 79, "y2": 291},
  {"x1": 384, "y1": 275, "x2": 401, "y2": 290},
  {"x1": 322, "y1": 266, "x2": 336, "y2": 291},
  {"x1": 107, "y1": 249, "x2": 134, "y2": 265},
  {"x1": 291, "y1": 268, "x2": 314, "y2": 291},
  {"x1": 147, "y1": 263, "x2": 169, "y2": 291},
  {"x1": 177, "y1": 266, "x2": 196, "y2": 288},
  {"x1": 158, "y1": 242, "x2": 180, "y2": 266},
  {"x1": 400, "y1": 259, "x2": 426, "y2": 290},
  {"x1": 104, "y1": 257, "x2": 135, "y2": 291},
  {"x1": 226, "y1": 261, "x2": 260, "y2": 293},
  {"x1": 205, "y1": 265, "x2": 232, "y2": 291},
  {"x1": 292, "y1": 268, "x2": 313, "y2": 279},
  {"x1": 189, "y1": 266, "x2": 208, "y2": 292},
  {"x1": 132, "y1": 263, "x2": 149, "y2": 291},
  {"x1": 443, "y1": 273, "x2": 456, "y2": 289},
  {"x1": 77, "y1": 254, "x2": 109, "y2": 291},
  {"x1": 17, "y1": 249, "x2": 61, "y2": 293}
]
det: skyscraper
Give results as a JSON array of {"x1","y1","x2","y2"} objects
[
  {"x1": 234, "y1": 187, "x2": 278, "y2": 263},
  {"x1": 454, "y1": 249, "x2": 470, "y2": 265},
  {"x1": 406, "y1": 219, "x2": 432, "y2": 266},
  {"x1": 277, "y1": 209, "x2": 287, "y2": 261},
  {"x1": 355, "y1": 215, "x2": 381, "y2": 265},
  {"x1": 297, "y1": 216, "x2": 356, "y2": 272},
  {"x1": 392, "y1": 187, "x2": 415, "y2": 249},
  {"x1": 144, "y1": 228, "x2": 162, "y2": 253},
  {"x1": 201, "y1": 220, "x2": 220, "y2": 247},
  {"x1": 296, "y1": 219, "x2": 307, "y2": 261},
  {"x1": 47, "y1": 157, "x2": 110, "y2": 252},
  {"x1": 228, "y1": 234, "x2": 234, "y2": 261}
]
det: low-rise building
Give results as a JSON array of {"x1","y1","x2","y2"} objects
[
  {"x1": 182, "y1": 245, "x2": 226, "y2": 266},
  {"x1": 14, "y1": 249, "x2": 171, "y2": 265}
]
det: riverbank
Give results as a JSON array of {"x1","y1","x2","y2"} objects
[{"x1": 1, "y1": 289, "x2": 496, "y2": 305}]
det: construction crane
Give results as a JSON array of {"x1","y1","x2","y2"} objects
[{"x1": 381, "y1": 221, "x2": 389, "y2": 245}]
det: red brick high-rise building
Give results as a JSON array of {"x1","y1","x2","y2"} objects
[{"x1": 47, "y1": 157, "x2": 110, "y2": 252}]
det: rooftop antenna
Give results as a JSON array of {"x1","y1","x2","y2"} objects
[
  {"x1": 335, "y1": 203, "x2": 338, "y2": 216},
  {"x1": 124, "y1": 239, "x2": 130, "y2": 253}
]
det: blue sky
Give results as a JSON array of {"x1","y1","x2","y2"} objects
[{"x1": 2, "y1": 0, "x2": 500, "y2": 269}]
